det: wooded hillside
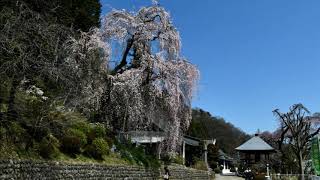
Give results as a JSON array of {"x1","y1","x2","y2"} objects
[{"x1": 188, "y1": 108, "x2": 249, "y2": 155}]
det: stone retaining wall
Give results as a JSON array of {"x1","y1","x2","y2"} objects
[
  {"x1": 163, "y1": 165, "x2": 210, "y2": 180},
  {"x1": 0, "y1": 159, "x2": 210, "y2": 180}
]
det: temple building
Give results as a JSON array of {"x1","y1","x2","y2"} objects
[
  {"x1": 235, "y1": 134, "x2": 275, "y2": 165},
  {"x1": 218, "y1": 149, "x2": 234, "y2": 174}
]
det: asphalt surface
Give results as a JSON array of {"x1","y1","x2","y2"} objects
[{"x1": 215, "y1": 174, "x2": 244, "y2": 180}]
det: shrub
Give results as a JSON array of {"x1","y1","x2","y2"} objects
[
  {"x1": 8, "y1": 122, "x2": 25, "y2": 138},
  {"x1": 84, "y1": 138, "x2": 109, "y2": 160},
  {"x1": 161, "y1": 153, "x2": 184, "y2": 166},
  {"x1": 93, "y1": 124, "x2": 106, "y2": 138},
  {"x1": 46, "y1": 111, "x2": 88, "y2": 139},
  {"x1": 120, "y1": 149, "x2": 135, "y2": 163},
  {"x1": 0, "y1": 127, "x2": 6, "y2": 140},
  {"x1": 161, "y1": 153, "x2": 171, "y2": 165},
  {"x1": 162, "y1": 152, "x2": 176, "y2": 165},
  {"x1": 39, "y1": 134, "x2": 60, "y2": 159},
  {"x1": 61, "y1": 128, "x2": 87, "y2": 155},
  {"x1": 131, "y1": 146, "x2": 148, "y2": 166},
  {"x1": 105, "y1": 136, "x2": 114, "y2": 147},
  {"x1": 87, "y1": 123, "x2": 106, "y2": 143},
  {"x1": 116, "y1": 142, "x2": 160, "y2": 168},
  {"x1": 193, "y1": 160, "x2": 207, "y2": 171},
  {"x1": 172, "y1": 155, "x2": 184, "y2": 165},
  {"x1": 71, "y1": 121, "x2": 91, "y2": 135},
  {"x1": 144, "y1": 154, "x2": 160, "y2": 168},
  {"x1": 214, "y1": 167, "x2": 221, "y2": 174},
  {"x1": 254, "y1": 174, "x2": 267, "y2": 180},
  {"x1": 128, "y1": 146, "x2": 160, "y2": 168},
  {"x1": 251, "y1": 162, "x2": 267, "y2": 174}
]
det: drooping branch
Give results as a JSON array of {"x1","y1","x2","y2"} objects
[
  {"x1": 111, "y1": 36, "x2": 134, "y2": 74},
  {"x1": 101, "y1": 6, "x2": 199, "y2": 152}
]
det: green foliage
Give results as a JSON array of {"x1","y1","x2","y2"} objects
[
  {"x1": 161, "y1": 153, "x2": 172, "y2": 165},
  {"x1": 0, "y1": 140, "x2": 19, "y2": 159},
  {"x1": 188, "y1": 109, "x2": 249, "y2": 154},
  {"x1": 207, "y1": 144, "x2": 219, "y2": 169},
  {"x1": 8, "y1": 122, "x2": 25, "y2": 137},
  {"x1": 1, "y1": 0, "x2": 101, "y2": 32},
  {"x1": 87, "y1": 123, "x2": 106, "y2": 143},
  {"x1": 67, "y1": 0, "x2": 102, "y2": 31},
  {"x1": 172, "y1": 155, "x2": 184, "y2": 165},
  {"x1": 84, "y1": 138, "x2": 109, "y2": 160},
  {"x1": 162, "y1": 153, "x2": 184, "y2": 165},
  {"x1": 14, "y1": 90, "x2": 52, "y2": 141},
  {"x1": 71, "y1": 120, "x2": 92, "y2": 136},
  {"x1": 312, "y1": 136, "x2": 320, "y2": 175},
  {"x1": 0, "y1": 0, "x2": 202, "y2": 170},
  {"x1": 50, "y1": 111, "x2": 88, "y2": 125},
  {"x1": 251, "y1": 162, "x2": 267, "y2": 174},
  {"x1": 214, "y1": 167, "x2": 221, "y2": 174},
  {"x1": 93, "y1": 124, "x2": 107, "y2": 138},
  {"x1": 7, "y1": 122, "x2": 29, "y2": 144},
  {"x1": 61, "y1": 128, "x2": 87, "y2": 155},
  {"x1": 185, "y1": 142, "x2": 203, "y2": 166},
  {"x1": 132, "y1": 148, "x2": 160, "y2": 168},
  {"x1": 104, "y1": 136, "x2": 114, "y2": 147},
  {"x1": 116, "y1": 141, "x2": 160, "y2": 168},
  {"x1": 193, "y1": 160, "x2": 207, "y2": 171},
  {"x1": 39, "y1": 134, "x2": 60, "y2": 159},
  {"x1": 186, "y1": 108, "x2": 250, "y2": 167},
  {"x1": 0, "y1": 127, "x2": 6, "y2": 140},
  {"x1": 0, "y1": 0, "x2": 140, "y2": 167},
  {"x1": 0, "y1": 103, "x2": 8, "y2": 113},
  {"x1": 47, "y1": 111, "x2": 89, "y2": 139}
]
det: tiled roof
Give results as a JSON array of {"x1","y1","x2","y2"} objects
[
  {"x1": 235, "y1": 136, "x2": 274, "y2": 151},
  {"x1": 218, "y1": 149, "x2": 233, "y2": 161}
]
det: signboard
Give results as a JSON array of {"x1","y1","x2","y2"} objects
[{"x1": 311, "y1": 136, "x2": 320, "y2": 176}]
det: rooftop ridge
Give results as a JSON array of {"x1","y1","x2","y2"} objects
[{"x1": 235, "y1": 136, "x2": 274, "y2": 151}]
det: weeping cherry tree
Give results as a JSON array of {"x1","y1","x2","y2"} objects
[{"x1": 99, "y1": 5, "x2": 199, "y2": 152}]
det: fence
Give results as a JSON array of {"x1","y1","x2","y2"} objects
[
  {"x1": 118, "y1": 131, "x2": 166, "y2": 143},
  {"x1": 271, "y1": 174, "x2": 320, "y2": 180}
]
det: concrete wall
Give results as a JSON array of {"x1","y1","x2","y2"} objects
[{"x1": 0, "y1": 159, "x2": 210, "y2": 180}]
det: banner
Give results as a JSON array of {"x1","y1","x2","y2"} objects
[{"x1": 311, "y1": 136, "x2": 320, "y2": 176}]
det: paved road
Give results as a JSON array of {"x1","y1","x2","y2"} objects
[{"x1": 215, "y1": 174, "x2": 244, "y2": 180}]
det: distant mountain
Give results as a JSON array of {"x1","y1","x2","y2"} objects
[{"x1": 187, "y1": 108, "x2": 250, "y2": 155}]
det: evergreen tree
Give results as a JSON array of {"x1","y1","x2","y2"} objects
[{"x1": 1, "y1": 0, "x2": 101, "y2": 31}]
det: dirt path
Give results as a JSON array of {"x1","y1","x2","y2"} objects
[{"x1": 215, "y1": 174, "x2": 244, "y2": 180}]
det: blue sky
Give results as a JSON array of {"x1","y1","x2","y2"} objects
[{"x1": 100, "y1": 0, "x2": 320, "y2": 134}]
